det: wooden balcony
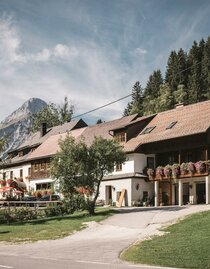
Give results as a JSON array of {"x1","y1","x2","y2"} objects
[{"x1": 147, "y1": 161, "x2": 210, "y2": 181}]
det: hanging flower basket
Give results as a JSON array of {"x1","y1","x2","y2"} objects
[
  {"x1": 195, "y1": 161, "x2": 206, "y2": 174},
  {"x1": 187, "y1": 162, "x2": 195, "y2": 176},
  {"x1": 156, "y1": 166, "x2": 164, "y2": 179},
  {"x1": 172, "y1": 163, "x2": 180, "y2": 179},
  {"x1": 180, "y1": 162, "x2": 188, "y2": 175},
  {"x1": 164, "y1": 164, "x2": 172, "y2": 178},
  {"x1": 147, "y1": 168, "x2": 155, "y2": 179},
  {"x1": 0, "y1": 179, "x2": 6, "y2": 186}
]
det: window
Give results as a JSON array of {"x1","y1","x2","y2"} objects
[
  {"x1": 18, "y1": 151, "x2": 23, "y2": 157},
  {"x1": 147, "y1": 157, "x2": 155, "y2": 169},
  {"x1": 34, "y1": 163, "x2": 39, "y2": 171},
  {"x1": 141, "y1": 126, "x2": 156, "y2": 134},
  {"x1": 166, "y1": 121, "x2": 177, "y2": 129},
  {"x1": 40, "y1": 162, "x2": 46, "y2": 170},
  {"x1": 115, "y1": 132, "x2": 126, "y2": 143},
  {"x1": 28, "y1": 167, "x2": 31, "y2": 176},
  {"x1": 46, "y1": 162, "x2": 51, "y2": 170},
  {"x1": 116, "y1": 163, "x2": 122, "y2": 171},
  {"x1": 10, "y1": 171, "x2": 13, "y2": 179},
  {"x1": 36, "y1": 183, "x2": 52, "y2": 190},
  {"x1": 20, "y1": 169, "x2": 23, "y2": 178}
]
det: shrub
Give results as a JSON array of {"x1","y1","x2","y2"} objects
[{"x1": 62, "y1": 194, "x2": 86, "y2": 214}]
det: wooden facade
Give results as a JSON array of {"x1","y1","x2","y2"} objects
[{"x1": 31, "y1": 158, "x2": 51, "y2": 179}]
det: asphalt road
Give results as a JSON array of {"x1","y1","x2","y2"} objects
[{"x1": 1, "y1": 205, "x2": 210, "y2": 269}]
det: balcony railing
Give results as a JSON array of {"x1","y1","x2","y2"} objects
[{"x1": 146, "y1": 160, "x2": 210, "y2": 181}]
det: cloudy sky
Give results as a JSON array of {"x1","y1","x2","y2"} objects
[{"x1": 0, "y1": 0, "x2": 210, "y2": 123}]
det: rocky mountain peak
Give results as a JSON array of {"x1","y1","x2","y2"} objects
[{"x1": 0, "y1": 98, "x2": 47, "y2": 158}]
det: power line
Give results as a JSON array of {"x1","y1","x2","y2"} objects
[
  {"x1": 72, "y1": 94, "x2": 132, "y2": 119},
  {"x1": 72, "y1": 59, "x2": 203, "y2": 119}
]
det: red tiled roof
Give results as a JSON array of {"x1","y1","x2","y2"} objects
[
  {"x1": 17, "y1": 119, "x2": 87, "y2": 150},
  {"x1": 27, "y1": 127, "x2": 87, "y2": 160},
  {"x1": 26, "y1": 114, "x2": 138, "y2": 159},
  {"x1": 124, "y1": 100, "x2": 210, "y2": 152}
]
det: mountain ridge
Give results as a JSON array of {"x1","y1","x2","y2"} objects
[{"x1": 0, "y1": 98, "x2": 47, "y2": 158}]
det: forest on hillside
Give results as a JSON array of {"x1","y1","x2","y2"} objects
[{"x1": 124, "y1": 37, "x2": 210, "y2": 116}]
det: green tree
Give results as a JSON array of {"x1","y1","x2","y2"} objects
[
  {"x1": 59, "y1": 96, "x2": 74, "y2": 124},
  {"x1": 123, "y1": 82, "x2": 144, "y2": 116},
  {"x1": 32, "y1": 103, "x2": 60, "y2": 132},
  {"x1": 143, "y1": 70, "x2": 163, "y2": 115},
  {"x1": 0, "y1": 136, "x2": 7, "y2": 153},
  {"x1": 144, "y1": 70, "x2": 163, "y2": 98},
  {"x1": 165, "y1": 49, "x2": 188, "y2": 97},
  {"x1": 174, "y1": 84, "x2": 188, "y2": 104},
  {"x1": 51, "y1": 135, "x2": 126, "y2": 215},
  {"x1": 32, "y1": 97, "x2": 74, "y2": 132},
  {"x1": 187, "y1": 41, "x2": 204, "y2": 103},
  {"x1": 156, "y1": 83, "x2": 174, "y2": 112},
  {"x1": 202, "y1": 37, "x2": 210, "y2": 99}
]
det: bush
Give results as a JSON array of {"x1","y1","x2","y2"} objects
[{"x1": 62, "y1": 194, "x2": 86, "y2": 214}]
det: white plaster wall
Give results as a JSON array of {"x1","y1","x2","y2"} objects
[
  {"x1": 2, "y1": 164, "x2": 31, "y2": 190},
  {"x1": 131, "y1": 178, "x2": 154, "y2": 203},
  {"x1": 99, "y1": 178, "x2": 132, "y2": 206},
  {"x1": 30, "y1": 178, "x2": 54, "y2": 192},
  {"x1": 111, "y1": 153, "x2": 156, "y2": 176},
  {"x1": 112, "y1": 154, "x2": 134, "y2": 175},
  {"x1": 134, "y1": 153, "x2": 155, "y2": 173}
]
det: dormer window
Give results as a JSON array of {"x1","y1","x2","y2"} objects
[
  {"x1": 166, "y1": 121, "x2": 177, "y2": 129},
  {"x1": 18, "y1": 151, "x2": 23, "y2": 157},
  {"x1": 141, "y1": 126, "x2": 156, "y2": 134},
  {"x1": 115, "y1": 132, "x2": 126, "y2": 143}
]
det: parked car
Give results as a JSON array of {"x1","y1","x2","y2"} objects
[
  {"x1": 22, "y1": 195, "x2": 37, "y2": 201},
  {"x1": 40, "y1": 194, "x2": 61, "y2": 201}
]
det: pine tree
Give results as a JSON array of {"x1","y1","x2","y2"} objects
[
  {"x1": 156, "y1": 83, "x2": 174, "y2": 112},
  {"x1": 123, "y1": 82, "x2": 144, "y2": 116},
  {"x1": 165, "y1": 49, "x2": 188, "y2": 97},
  {"x1": 202, "y1": 37, "x2": 210, "y2": 99},
  {"x1": 59, "y1": 96, "x2": 74, "y2": 124},
  {"x1": 144, "y1": 70, "x2": 163, "y2": 98},
  {"x1": 187, "y1": 41, "x2": 204, "y2": 103}
]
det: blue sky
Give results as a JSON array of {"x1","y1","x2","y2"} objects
[{"x1": 0, "y1": 0, "x2": 210, "y2": 123}]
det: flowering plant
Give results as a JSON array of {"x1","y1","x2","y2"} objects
[
  {"x1": 188, "y1": 162, "x2": 195, "y2": 175},
  {"x1": 0, "y1": 179, "x2": 6, "y2": 186},
  {"x1": 6, "y1": 179, "x2": 13, "y2": 185},
  {"x1": 195, "y1": 161, "x2": 206, "y2": 174},
  {"x1": 147, "y1": 168, "x2": 155, "y2": 179},
  {"x1": 164, "y1": 164, "x2": 172, "y2": 178},
  {"x1": 180, "y1": 163, "x2": 188, "y2": 175},
  {"x1": 156, "y1": 166, "x2": 164, "y2": 178},
  {"x1": 172, "y1": 164, "x2": 180, "y2": 179}
]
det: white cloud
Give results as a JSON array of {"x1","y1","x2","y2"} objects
[
  {"x1": 134, "y1": 47, "x2": 148, "y2": 55},
  {"x1": 0, "y1": 15, "x2": 77, "y2": 66},
  {"x1": 0, "y1": 14, "x2": 149, "y2": 123}
]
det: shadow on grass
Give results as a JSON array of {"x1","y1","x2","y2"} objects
[
  {"x1": 114, "y1": 205, "x2": 187, "y2": 214},
  {"x1": 5, "y1": 208, "x2": 115, "y2": 226},
  {"x1": 0, "y1": 231, "x2": 10, "y2": 234}
]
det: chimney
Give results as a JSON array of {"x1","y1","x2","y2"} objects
[
  {"x1": 41, "y1": 122, "x2": 47, "y2": 137},
  {"x1": 175, "y1": 103, "x2": 184, "y2": 109}
]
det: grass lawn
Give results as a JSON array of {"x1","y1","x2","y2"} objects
[
  {"x1": 122, "y1": 210, "x2": 210, "y2": 269},
  {"x1": 0, "y1": 208, "x2": 114, "y2": 243}
]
